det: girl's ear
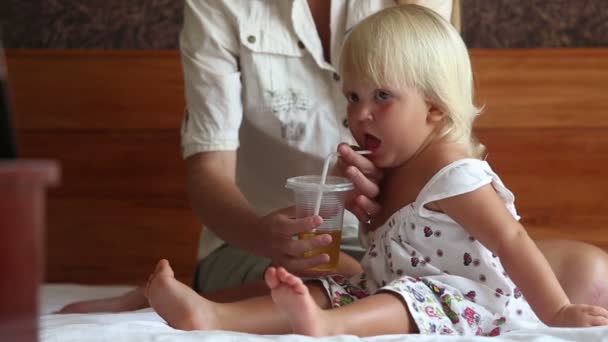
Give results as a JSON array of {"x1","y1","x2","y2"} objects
[{"x1": 427, "y1": 103, "x2": 445, "y2": 123}]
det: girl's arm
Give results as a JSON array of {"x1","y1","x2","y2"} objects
[{"x1": 433, "y1": 184, "x2": 606, "y2": 326}]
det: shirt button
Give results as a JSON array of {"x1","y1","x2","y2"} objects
[
  {"x1": 247, "y1": 35, "x2": 256, "y2": 44},
  {"x1": 297, "y1": 40, "x2": 305, "y2": 49},
  {"x1": 342, "y1": 118, "x2": 349, "y2": 128},
  {"x1": 333, "y1": 73, "x2": 341, "y2": 82}
]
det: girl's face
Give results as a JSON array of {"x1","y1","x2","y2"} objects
[{"x1": 342, "y1": 75, "x2": 443, "y2": 169}]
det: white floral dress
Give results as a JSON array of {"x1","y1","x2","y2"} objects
[{"x1": 314, "y1": 159, "x2": 543, "y2": 336}]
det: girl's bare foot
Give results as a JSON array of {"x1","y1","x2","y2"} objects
[
  {"x1": 265, "y1": 266, "x2": 331, "y2": 336},
  {"x1": 57, "y1": 287, "x2": 148, "y2": 313},
  {"x1": 145, "y1": 259, "x2": 220, "y2": 331}
]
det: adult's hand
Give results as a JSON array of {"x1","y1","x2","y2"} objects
[
  {"x1": 259, "y1": 206, "x2": 337, "y2": 276},
  {"x1": 332, "y1": 143, "x2": 383, "y2": 227}
]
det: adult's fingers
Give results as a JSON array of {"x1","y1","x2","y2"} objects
[
  {"x1": 283, "y1": 233, "x2": 332, "y2": 257},
  {"x1": 272, "y1": 205, "x2": 296, "y2": 218},
  {"x1": 280, "y1": 215, "x2": 323, "y2": 236}
]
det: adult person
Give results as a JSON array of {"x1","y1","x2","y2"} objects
[{"x1": 58, "y1": 0, "x2": 608, "y2": 313}]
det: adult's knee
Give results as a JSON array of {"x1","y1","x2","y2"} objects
[
  {"x1": 194, "y1": 245, "x2": 272, "y2": 294},
  {"x1": 537, "y1": 239, "x2": 608, "y2": 307}
]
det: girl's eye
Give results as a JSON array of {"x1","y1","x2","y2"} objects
[
  {"x1": 346, "y1": 93, "x2": 359, "y2": 103},
  {"x1": 374, "y1": 90, "x2": 391, "y2": 101}
]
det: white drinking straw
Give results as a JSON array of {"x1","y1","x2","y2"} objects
[{"x1": 313, "y1": 150, "x2": 372, "y2": 216}]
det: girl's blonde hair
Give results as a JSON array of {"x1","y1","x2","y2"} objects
[{"x1": 339, "y1": 4, "x2": 484, "y2": 158}]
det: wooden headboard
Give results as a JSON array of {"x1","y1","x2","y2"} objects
[
  {"x1": 6, "y1": 48, "x2": 608, "y2": 285},
  {"x1": 7, "y1": 50, "x2": 199, "y2": 284}
]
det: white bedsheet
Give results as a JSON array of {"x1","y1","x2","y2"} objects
[{"x1": 41, "y1": 284, "x2": 608, "y2": 342}]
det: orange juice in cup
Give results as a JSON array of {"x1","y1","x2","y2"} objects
[{"x1": 286, "y1": 175, "x2": 353, "y2": 272}]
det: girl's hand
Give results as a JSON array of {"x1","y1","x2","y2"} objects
[
  {"x1": 549, "y1": 304, "x2": 608, "y2": 327},
  {"x1": 332, "y1": 143, "x2": 383, "y2": 228}
]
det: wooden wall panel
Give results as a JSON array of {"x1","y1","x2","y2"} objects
[
  {"x1": 5, "y1": 48, "x2": 608, "y2": 284},
  {"x1": 18, "y1": 131, "x2": 185, "y2": 197},
  {"x1": 8, "y1": 49, "x2": 608, "y2": 130},
  {"x1": 469, "y1": 49, "x2": 608, "y2": 250},
  {"x1": 18, "y1": 130, "x2": 200, "y2": 284},
  {"x1": 46, "y1": 197, "x2": 199, "y2": 284},
  {"x1": 477, "y1": 129, "x2": 608, "y2": 250},
  {"x1": 6, "y1": 50, "x2": 185, "y2": 130},
  {"x1": 471, "y1": 49, "x2": 608, "y2": 128},
  {"x1": 7, "y1": 50, "x2": 197, "y2": 284}
]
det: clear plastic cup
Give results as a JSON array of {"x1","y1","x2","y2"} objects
[{"x1": 285, "y1": 175, "x2": 353, "y2": 271}]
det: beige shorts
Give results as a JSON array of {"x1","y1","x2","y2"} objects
[{"x1": 192, "y1": 244, "x2": 272, "y2": 294}]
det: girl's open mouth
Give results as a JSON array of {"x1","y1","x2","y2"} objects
[{"x1": 364, "y1": 133, "x2": 381, "y2": 151}]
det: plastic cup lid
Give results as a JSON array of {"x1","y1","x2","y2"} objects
[{"x1": 285, "y1": 175, "x2": 354, "y2": 192}]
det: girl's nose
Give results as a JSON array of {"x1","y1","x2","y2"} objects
[
  {"x1": 347, "y1": 99, "x2": 375, "y2": 123},
  {"x1": 353, "y1": 105, "x2": 374, "y2": 122}
]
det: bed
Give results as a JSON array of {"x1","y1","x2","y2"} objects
[
  {"x1": 40, "y1": 284, "x2": 608, "y2": 341},
  {"x1": 6, "y1": 48, "x2": 608, "y2": 341}
]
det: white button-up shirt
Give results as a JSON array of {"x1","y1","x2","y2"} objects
[{"x1": 180, "y1": 0, "x2": 452, "y2": 259}]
